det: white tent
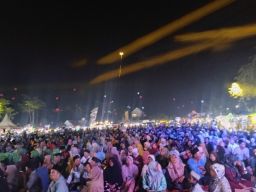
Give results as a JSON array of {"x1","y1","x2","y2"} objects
[
  {"x1": 131, "y1": 108, "x2": 143, "y2": 119},
  {"x1": 0, "y1": 114, "x2": 17, "y2": 131}
]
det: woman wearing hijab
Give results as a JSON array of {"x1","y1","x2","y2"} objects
[
  {"x1": 224, "y1": 154, "x2": 252, "y2": 191},
  {"x1": 104, "y1": 156, "x2": 123, "y2": 192},
  {"x1": 83, "y1": 157, "x2": 104, "y2": 192},
  {"x1": 204, "y1": 151, "x2": 219, "y2": 186},
  {"x1": 164, "y1": 150, "x2": 189, "y2": 191},
  {"x1": 209, "y1": 163, "x2": 232, "y2": 192},
  {"x1": 142, "y1": 155, "x2": 167, "y2": 192},
  {"x1": 122, "y1": 156, "x2": 139, "y2": 192}
]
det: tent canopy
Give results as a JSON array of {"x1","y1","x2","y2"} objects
[{"x1": 0, "y1": 114, "x2": 17, "y2": 130}]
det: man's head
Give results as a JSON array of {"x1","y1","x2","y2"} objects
[
  {"x1": 50, "y1": 165, "x2": 62, "y2": 181},
  {"x1": 83, "y1": 149, "x2": 90, "y2": 158},
  {"x1": 53, "y1": 153, "x2": 61, "y2": 164},
  {"x1": 73, "y1": 155, "x2": 81, "y2": 166},
  {"x1": 239, "y1": 140, "x2": 246, "y2": 149},
  {"x1": 89, "y1": 157, "x2": 101, "y2": 167},
  {"x1": 191, "y1": 147, "x2": 201, "y2": 160}
]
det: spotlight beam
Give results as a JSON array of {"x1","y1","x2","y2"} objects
[
  {"x1": 91, "y1": 40, "x2": 222, "y2": 84},
  {"x1": 97, "y1": 0, "x2": 234, "y2": 65},
  {"x1": 175, "y1": 24, "x2": 256, "y2": 42}
]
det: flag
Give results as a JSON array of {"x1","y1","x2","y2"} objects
[{"x1": 90, "y1": 107, "x2": 98, "y2": 127}]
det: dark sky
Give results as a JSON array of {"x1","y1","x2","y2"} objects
[{"x1": 0, "y1": 0, "x2": 256, "y2": 122}]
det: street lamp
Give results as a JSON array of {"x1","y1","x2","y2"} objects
[{"x1": 119, "y1": 51, "x2": 124, "y2": 77}]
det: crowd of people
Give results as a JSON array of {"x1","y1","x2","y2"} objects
[{"x1": 1, "y1": 124, "x2": 256, "y2": 192}]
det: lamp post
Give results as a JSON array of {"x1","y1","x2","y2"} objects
[{"x1": 119, "y1": 51, "x2": 124, "y2": 77}]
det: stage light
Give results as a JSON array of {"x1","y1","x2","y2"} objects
[{"x1": 228, "y1": 83, "x2": 243, "y2": 98}]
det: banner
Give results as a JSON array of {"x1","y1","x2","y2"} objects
[{"x1": 89, "y1": 107, "x2": 98, "y2": 127}]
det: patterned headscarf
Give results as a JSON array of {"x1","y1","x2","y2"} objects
[{"x1": 211, "y1": 163, "x2": 225, "y2": 179}]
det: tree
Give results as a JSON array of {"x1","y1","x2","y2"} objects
[
  {"x1": 0, "y1": 98, "x2": 16, "y2": 119},
  {"x1": 20, "y1": 97, "x2": 45, "y2": 125},
  {"x1": 235, "y1": 55, "x2": 256, "y2": 87},
  {"x1": 234, "y1": 55, "x2": 256, "y2": 112}
]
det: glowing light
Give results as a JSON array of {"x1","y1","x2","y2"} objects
[
  {"x1": 91, "y1": 41, "x2": 221, "y2": 84},
  {"x1": 228, "y1": 83, "x2": 243, "y2": 98},
  {"x1": 0, "y1": 103, "x2": 3, "y2": 113},
  {"x1": 235, "y1": 105, "x2": 240, "y2": 109},
  {"x1": 97, "y1": 0, "x2": 234, "y2": 65},
  {"x1": 119, "y1": 51, "x2": 124, "y2": 57},
  {"x1": 55, "y1": 108, "x2": 61, "y2": 112},
  {"x1": 249, "y1": 113, "x2": 256, "y2": 124},
  {"x1": 175, "y1": 24, "x2": 256, "y2": 43}
]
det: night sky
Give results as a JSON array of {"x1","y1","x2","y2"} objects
[{"x1": 1, "y1": 1, "x2": 256, "y2": 123}]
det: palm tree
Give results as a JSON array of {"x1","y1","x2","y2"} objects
[{"x1": 20, "y1": 97, "x2": 45, "y2": 125}]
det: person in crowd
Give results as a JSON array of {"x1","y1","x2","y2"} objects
[
  {"x1": 227, "y1": 137, "x2": 239, "y2": 155},
  {"x1": 134, "y1": 138, "x2": 144, "y2": 157},
  {"x1": 52, "y1": 152, "x2": 67, "y2": 178},
  {"x1": 132, "y1": 147, "x2": 144, "y2": 173},
  {"x1": 0, "y1": 159, "x2": 9, "y2": 192},
  {"x1": 205, "y1": 137, "x2": 215, "y2": 154},
  {"x1": 6, "y1": 160, "x2": 19, "y2": 192},
  {"x1": 216, "y1": 139, "x2": 226, "y2": 164},
  {"x1": 180, "y1": 149, "x2": 192, "y2": 164},
  {"x1": 208, "y1": 163, "x2": 232, "y2": 192},
  {"x1": 234, "y1": 140, "x2": 250, "y2": 165},
  {"x1": 250, "y1": 147, "x2": 256, "y2": 177},
  {"x1": 80, "y1": 149, "x2": 91, "y2": 164},
  {"x1": 95, "y1": 144, "x2": 105, "y2": 162},
  {"x1": 66, "y1": 154, "x2": 83, "y2": 191},
  {"x1": 83, "y1": 157, "x2": 104, "y2": 192},
  {"x1": 187, "y1": 146, "x2": 206, "y2": 177},
  {"x1": 165, "y1": 150, "x2": 189, "y2": 191},
  {"x1": 189, "y1": 170, "x2": 204, "y2": 192},
  {"x1": 35, "y1": 156, "x2": 50, "y2": 192},
  {"x1": 205, "y1": 151, "x2": 218, "y2": 176},
  {"x1": 26, "y1": 158, "x2": 41, "y2": 192},
  {"x1": 142, "y1": 142, "x2": 151, "y2": 164},
  {"x1": 224, "y1": 154, "x2": 252, "y2": 191},
  {"x1": 142, "y1": 155, "x2": 167, "y2": 192},
  {"x1": 104, "y1": 156, "x2": 123, "y2": 192},
  {"x1": 47, "y1": 165, "x2": 69, "y2": 192},
  {"x1": 122, "y1": 156, "x2": 139, "y2": 192},
  {"x1": 156, "y1": 147, "x2": 169, "y2": 169}
]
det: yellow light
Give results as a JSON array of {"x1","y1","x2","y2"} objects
[
  {"x1": 0, "y1": 103, "x2": 3, "y2": 113},
  {"x1": 228, "y1": 83, "x2": 243, "y2": 98},
  {"x1": 119, "y1": 52, "x2": 124, "y2": 56},
  {"x1": 97, "y1": 0, "x2": 234, "y2": 65},
  {"x1": 249, "y1": 113, "x2": 256, "y2": 125}
]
